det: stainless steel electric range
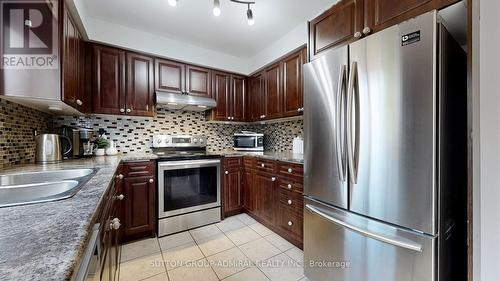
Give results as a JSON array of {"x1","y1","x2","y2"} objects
[{"x1": 152, "y1": 134, "x2": 222, "y2": 236}]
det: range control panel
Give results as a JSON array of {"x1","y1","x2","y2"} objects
[{"x1": 152, "y1": 135, "x2": 207, "y2": 148}]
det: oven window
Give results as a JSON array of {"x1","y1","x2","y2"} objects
[
  {"x1": 163, "y1": 166, "x2": 218, "y2": 212},
  {"x1": 234, "y1": 137, "x2": 256, "y2": 148}
]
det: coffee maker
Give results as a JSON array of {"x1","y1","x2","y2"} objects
[{"x1": 58, "y1": 126, "x2": 95, "y2": 158}]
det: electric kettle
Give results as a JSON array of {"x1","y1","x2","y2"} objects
[{"x1": 35, "y1": 133, "x2": 72, "y2": 163}]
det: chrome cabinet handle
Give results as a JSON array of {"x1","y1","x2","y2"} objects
[
  {"x1": 261, "y1": 163, "x2": 265, "y2": 168},
  {"x1": 354, "y1": 31, "x2": 362, "y2": 38},
  {"x1": 149, "y1": 178, "x2": 154, "y2": 183},
  {"x1": 120, "y1": 108, "x2": 125, "y2": 113},
  {"x1": 225, "y1": 171, "x2": 229, "y2": 175},
  {"x1": 126, "y1": 108, "x2": 131, "y2": 113},
  {"x1": 287, "y1": 168, "x2": 293, "y2": 173},
  {"x1": 287, "y1": 184, "x2": 292, "y2": 189},
  {"x1": 117, "y1": 194, "x2": 125, "y2": 200},
  {"x1": 362, "y1": 27, "x2": 371, "y2": 35},
  {"x1": 347, "y1": 62, "x2": 359, "y2": 184},
  {"x1": 110, "y1": 218, "x2": 121, "y2": 230},
  {"x1": 336, "y1": 64, "x2": 347, "y2": 182},
  {"x1": 305, "y1": 204, "x2": 423, "y2": 252},
  {"x1": 116, "y1": 174, "x2": 124, "y2": 180},
  {"x1": 271, "y1": 177, "x2": 276, "y2": 182},
  {"x1": 76, "y1": 99, "x2": 83, "y2": 106},
  {"x1": 287, "y1": 221, "x2": 293, "y2": 226},
  {"x1": 287, "y1": 199, "x2": 292, "y2": 205}
]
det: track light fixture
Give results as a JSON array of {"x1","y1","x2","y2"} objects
[{"x1": 168, "y1": 0, "x2": 255, "y2": 25}]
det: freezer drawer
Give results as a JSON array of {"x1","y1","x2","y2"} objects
[{"x1": 304, "y1": 197, "x2": 436, "y2": 281}]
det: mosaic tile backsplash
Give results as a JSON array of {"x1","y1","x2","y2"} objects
[
  {"x1": 0, "y1": 98, "x2": 53, "y2": 168},
  {"x1": 54, "y1": 106, "x2": 304, "y2": 154}
]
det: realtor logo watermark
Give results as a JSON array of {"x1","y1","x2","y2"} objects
[{"x1": 1, "y1": 0, "x2": 58, "y2": 69}]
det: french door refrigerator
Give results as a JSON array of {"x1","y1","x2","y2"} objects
[{"x1": 303, "y1": 11, "x2": 467, "y2": 281}]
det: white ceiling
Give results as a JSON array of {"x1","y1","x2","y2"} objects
[{"x1": 81, "y1": 0, "x2": 335, "y2": 59}]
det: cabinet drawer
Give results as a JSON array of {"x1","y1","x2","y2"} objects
[
  {"x1": 278, "y1": 178, "x2": 303, "y2": 193},
  {"x1": 255, "y1": 159, "x2": 277, "y2": 173},
  {"x1": 123, "y1": 161, "x2": 155, "y2": 177},
  {"x1": 278, "y1": 189, "x2": 303, "y2": 216},
  {"x1": 224, "y1": 156, "x2": 242, "y2": 168},
  {"x1": 278, "y1": 162, "x2": 303, "y2": 180},
  {"x1": 243, "y1": 157, "x2": 254, "y2": 169},
  {"x1": 278, "y1": 207, "x2": 303, "y2": 238}
]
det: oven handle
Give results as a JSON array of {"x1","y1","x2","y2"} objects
[{"x1": 158, "y1": 159, "x2": 221, "y2": 169}]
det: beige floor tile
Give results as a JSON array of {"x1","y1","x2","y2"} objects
[
  {"x1": 285, "y1": 247, "x2": 304, "y2": 264},
  {"x1": 119, "y1": 253, "x2": 165, "y2": 281},
  {"x1": 161, "y1": 241, "x2": 205, "y2": 270},
  {"x1": 216, "y1": 216, "x2": 246, "y2": 233},
  {"x1": 233, "y1": 213, "x2": 257, "y2": 226},
  {"x1": 222, "y1": 267, "x2": 270, "y2": 281},
  {"x1": 189, "y1": 224, "x2": 222, "y2": 242},
  {"x1": 263, "y1": 233, "x2": 294, "y2": 252},
  {"x1": 238, "y1": 238, "x2": 281, "y2": 263},
  {"x1": 225, "y1": 226, "x2": 261, "y2": 246},
  {"x1": 197, "y1": 233, "x2": 236, "y2": 257},
  {"x1": 158, "y1": 232, "x2": 194, "y2": 251},
  {"x1": 258, "y1": 253, "x2": 304, "y2": 281},
  {"x1": 299, "y1": 276, "x2": 311, "y2": 281},
  {"x1": 167, "y1": 259, "x2": 219, "y2": 281},
  {"x1": 206, "y1": 247, "x2": 251, "y2": 279},
  {"x1": 248, "y1": 223, "x2": 274, "y2": 237},
  {"x1": 121, "y1": 238, "x2": 161, "y2": 262},
  {"x1": 142, "y1": 272, "x2": 170, "y2": 281}
]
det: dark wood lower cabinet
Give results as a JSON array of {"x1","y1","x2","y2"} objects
[
  {"x1": 254, "y1": 172, "x2": 276, "y2": 224},
  {"x1": 223, "y1": 157, "x2": 244, "y2": 217},
  {"x1": 243, "y1": 169, "x2": 255, "y2": 213}
]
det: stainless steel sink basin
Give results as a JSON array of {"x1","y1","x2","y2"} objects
[{"x1": 0, "y1": 168, "x2": 98, "y2": 208}]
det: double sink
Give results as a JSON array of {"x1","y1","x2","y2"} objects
[{"x1": 0, "y1": 168, "x2": 98, "y2": 208}]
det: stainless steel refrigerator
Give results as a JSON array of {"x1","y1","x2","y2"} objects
[{"x1": 303, "y1": 11, "x2": 467, "y2": 281}]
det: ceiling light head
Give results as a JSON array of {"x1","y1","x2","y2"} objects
[
  {"x1": 213, "y1": 0, "x2": 221, "y2": 16},
  {"x1": 246, "y1": 5, "x2": 254, "y2": 26},
  {"x1": 168, "y1": 0, "x2": 178, "y2": 7}
]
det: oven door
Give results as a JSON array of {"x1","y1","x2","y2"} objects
[{"x1": 158, "y1": 159, "x2": 221, "y2": 218}]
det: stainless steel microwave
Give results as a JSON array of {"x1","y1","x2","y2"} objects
[{"x1": 233, "y1": 132, "x2": 264, "y2": 151}]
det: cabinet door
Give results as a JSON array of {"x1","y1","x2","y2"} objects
[
  {"x1": 243, "y1": 169, "x2": 255, "y2": 213},
  {"x1": 110, "y1": 199, "x2": 120, "y2": 281},
  {"x1": 249, "y1": 73, "x2": 265, "y2": 121},
  {"x1": 309, "y1": 0, "x2": 364, "y2": 59},
  {"x1": 155, "y1": 59, "x2": 185, "y2": 94},
  {"x1": 231, "y1": 75, "x2": 246, "y2": 122},
  {"x1": 282, "y1": 48, "x2": 305, "y2": 117},
  {"x1": 211, "y1": 71, "x2": 231, "y2": 121},
  {"x1": 186, "y1": 65, "x2": 211, "y2": 97},
  {"x1": 93, "y1": 45, "x2": 126, "y2": 115},
  {"x1": 255, "y1": 172, "x2": 276, "y2": 224},
  {"x1": 264, "y1": 62, "x2": 283, "y2": 119},
  {"x1": 123, "y1": 176, "x2": 155, "y2": 240},
  {"x1": 224, "y1": 168, "x2": 243, "y2": 215},
  {"x1": 126, "y1": 53, "x2": 155, "y2": 117},
  {"x1": 364, "y1": 0, "x2": 457, "y2": 33}
]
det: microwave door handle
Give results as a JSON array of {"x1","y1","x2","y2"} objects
[
  {"x1": 335, "y1": 64, "x2": 347, "y2": 182},
  {"x1": 347, "y1": 62, "x2": 359, "y2": 184}
]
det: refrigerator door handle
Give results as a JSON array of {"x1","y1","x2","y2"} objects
[
  {"x1": 347, "y1": 62, "x2": 359, "y2": 184},
  {"x1": 305, "y1": 204, "x2": 423, "y2": 252},
  {"x1": 335, "y1": 64, "x2": 347, "y2": 182}
]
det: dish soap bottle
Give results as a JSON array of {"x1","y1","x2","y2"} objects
[{"x1": 106, "y1": 140, "x2": 118, "y2": 156}]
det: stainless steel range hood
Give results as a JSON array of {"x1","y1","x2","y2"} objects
[{"x1": 156, "y1": 91, "x2": 216, "y2": 112}]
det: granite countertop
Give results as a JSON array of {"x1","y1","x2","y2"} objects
[
  {"x1": 216, "y1": 150, "x2": 304, "y2": 164},
  {"x1": 0, "y1": 153, "x2": 156, "y2": 281}
]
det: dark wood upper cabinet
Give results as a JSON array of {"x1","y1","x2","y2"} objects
[
  {"x1": 62, "y1": 5, "x2": 87, "y2": 112},
  {"x1": 282, "y1": 48, "x2": 305, "y2": 117},
  {"x1": 309, "y1": 0, "x2": 364, "y2": 59},
  {"x1": 210, "y1": 71, "x2": 231, "y2": 121},
  {"x1": 155, "y1": 59, "x2": 185, "y2": 94},
  {"x1": 231, "y1": 75, "x2": 246, "y2": 122},
  {"x1": 126, "y1": 53, "x2": 155, "y2": 117},
  {"x1": 249, "y1": 72, "x2": 265, "y2": 122},
  {"x1": 264, "y1": 63, "x2": 282, "y2": 120},
  {"x1": 186, "y1": 65, "x2": 211, "y2": 97},
  {"x1": 92, "y1": 45, "x2": 126, "y2": 115}
]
